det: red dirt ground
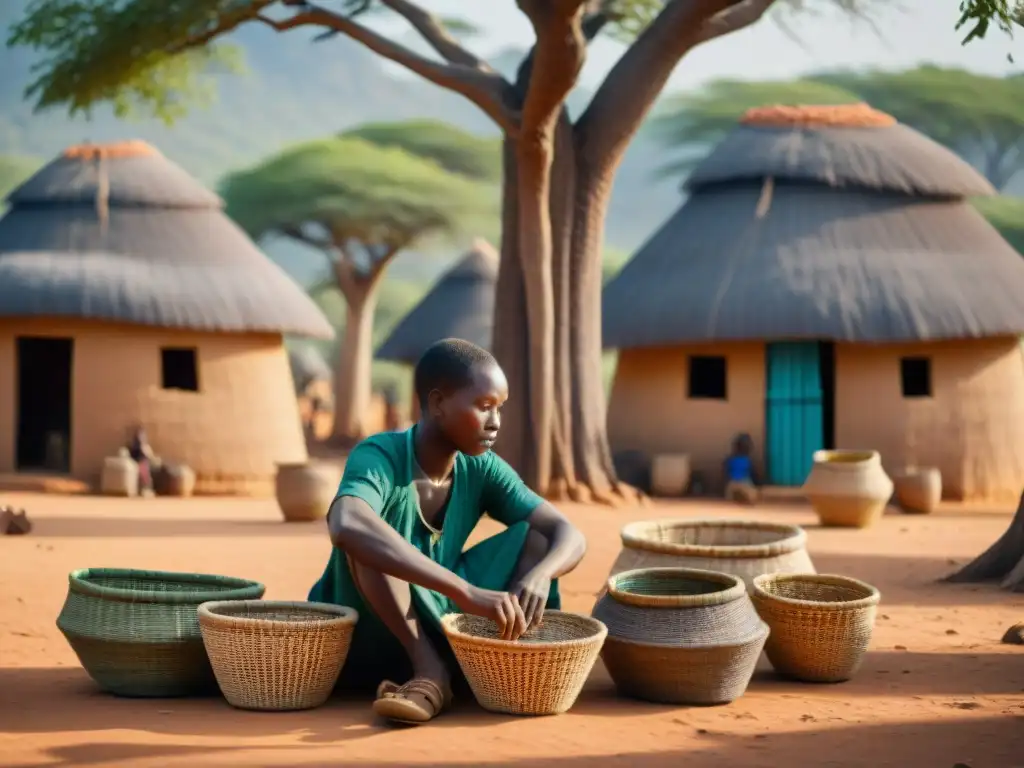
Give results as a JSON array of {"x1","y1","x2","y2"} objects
[{"x1": 0, "y1": 492, "x2": 1021, "y2": 767}]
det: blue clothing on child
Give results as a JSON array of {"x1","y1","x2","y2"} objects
[{"x1": 725, "y1": 455, "x2": 753, "y2": 482}]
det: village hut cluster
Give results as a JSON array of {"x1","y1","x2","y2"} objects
[
  {"x1": 602, "y1": 104, "x2": 1024, "y2": 502},
  {"x1": 0, "y1": 141, "x2": 333, "y2": 495}
]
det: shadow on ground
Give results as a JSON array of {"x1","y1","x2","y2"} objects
[{"x1": 32, "y1": 714, "x2": 1023, "y2": 768}]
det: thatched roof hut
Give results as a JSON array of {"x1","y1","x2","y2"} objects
[
  {"x1": 289, "y1": 345, "x2": 333, "y2": 394},
  {"x1": 603, "y1": 105, "x2": 1024, "y2": 501},
  {"x1": 376, "y1": 239, "x2": 499, "y2": 365},
  {"x1": 0, "y1": 141, "x2": 332, "y2": 495}
]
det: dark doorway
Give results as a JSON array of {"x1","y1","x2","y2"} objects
[
  {"x1": 818, "y1": 340, "x2": 836, "y2": 450},
  {"x1": 16, "y1": 337, "x2": 74, "y2": 473}
]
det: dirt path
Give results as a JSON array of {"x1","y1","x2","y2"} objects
[{"x1": 0, "y1": 493, "x2": 1021, "y2": 767}]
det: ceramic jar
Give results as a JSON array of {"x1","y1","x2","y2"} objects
[
  {"x1": 607, "y1": 518, "x2": 815, "y2": 592},
  {"x1": 802, "y1": 450, "x2": 894, "y2": 528},
  {"x1": 893, "y1": 467, "x2": 941, "y2": 515},
  {"x1": 275, "y1": 461, "x2": 341, "y2": 522},
  {"x1": 100, "y1": 453, "x2": 138, "y2": 497},
  {"x1": 650, "y1": 454, "x2": 691, "y2": 497},
  {"x1": 592, "y1": 567, "x2": 768, "y2": 705}
]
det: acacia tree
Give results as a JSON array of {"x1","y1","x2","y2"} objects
[
  {"x1": 655, "y1": 68, "x2": 1024, "y2": 189},
  {"x1": 221, "y1": 134, "x2": 490, "y2": 443},
  {"x1": 8, "y1": 0, "x2": 1017, "y2": 503}
]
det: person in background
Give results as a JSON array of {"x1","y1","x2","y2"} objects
[
  {"x1": 723, "y1": 432, "x2": 760, "y2": 505},
  {"x1": 127, "y1": 425, "x2": 157, "y2": 497}
]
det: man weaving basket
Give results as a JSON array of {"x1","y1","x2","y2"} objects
[{"x1": 309, "y1": 338, "x2": 587, "y2": 725}]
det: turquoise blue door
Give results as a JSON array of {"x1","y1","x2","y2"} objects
[{"x1": 765, "y1": 342, "x2": 824, "y2": 486}]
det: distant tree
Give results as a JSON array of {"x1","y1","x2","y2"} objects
[
  {"x1": 653, "y1": 67, "x2": 1024, "y2": 189},
  {"x1": 7, "y1": 0, "x2": 1017, "y2": 503},
  {"x1": 221, "y1": 134, "x2": 490, "y2": 444},
  {"x1": 0, "y1": 154, "x2": 41, "y2": 208}
]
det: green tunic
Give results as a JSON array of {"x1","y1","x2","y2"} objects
[{"x1": 308, "y1": 426, "x2": 561, "y2": 688}]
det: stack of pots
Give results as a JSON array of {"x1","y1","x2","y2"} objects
[{"x1": 593, "y1": 567, "x2": 768, "y2": 705}]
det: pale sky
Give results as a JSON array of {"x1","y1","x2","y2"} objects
[{"x1": 368, "y1": 0, "x2": 1023, "y2": 91}]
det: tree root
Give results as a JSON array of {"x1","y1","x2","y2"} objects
[
  {"x1": 943, "y1": 489, "x2": 1024, "y2": 591},
  {"x1": 543, "y1": 480, "x2": 648, "y2": 508}
]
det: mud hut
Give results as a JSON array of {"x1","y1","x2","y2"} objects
[
  {"x1": 0, "y1": 141, "x2": 334, "y2": 495},
  {"x1": 602, "y1": 105, "x2": 1024, "y2": 502},
  {"x1": 376, "y1": 239, "x2": 498, "y2": 417}
]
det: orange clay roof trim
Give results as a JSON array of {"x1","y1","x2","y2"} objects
[
  {"x1": 740, "y1": 103, "x2": 897, "y2": 129},
  {"x1": 62, "y1": 140, "x2": 159, "y2": 160}
]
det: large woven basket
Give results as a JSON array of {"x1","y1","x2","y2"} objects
[
  {"x1": 752, "y1": 573, "x2": 880, "y2": 683},
  {"x1": 608, "y1": 519, "x2": 815, "y2": 592},
  {"x1": 56, "y1": 568, "x2": 265, "y2": 697},
  {"x1": 593, "y1": 568, "x2": 768, "y2": 705},
  {"x1": 198, "y1": 600, "x2": 358, "y2": 711},
  {"x1": 441, "y1": 610, "x2": 606, "y2": 716}
]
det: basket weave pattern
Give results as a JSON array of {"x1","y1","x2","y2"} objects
[
  {"x1": 752, "y1": 573, "x2": 880, "y2": 683},
  {"x1": 609, "y1": 519, "x2": 815, "y2": 591},
  {"x1": 441, "y1": 611, "x2": 606, "y2": 716},
  {"x1": 198, "y1": 600, "x2": 358, "y2": 711},
  {"x1": 56, "y1": 568, "x2": 265, "y2": 697},
  {"x1": 594, "y1": 568, "x2": 768, "y2": 705}
]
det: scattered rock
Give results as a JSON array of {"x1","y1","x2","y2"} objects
[
  {"x1": 948, "y1": 702, "x2": 982, "y2": 711},
  {"x1": 0, "y1": 506, "x2": 31, "y2": 535},
  {"x1": 894, "y1": 645, "x2": 908, "y2": 651},
  {"x1": 879, "y1": 614, "x2": 890, "y2": 621},
  {"x1": 945, "y1": 629, "x2": 959, "y2": 636},
  {"x1": 953, "y1": 763, "x2": 972, "y2": 768},
  {"x1": 696, "y1": 728, "x2": 708, "y2": 735},
  {"x1": 1001, "y1": 622, "x2": 1024, "y2": 645}
]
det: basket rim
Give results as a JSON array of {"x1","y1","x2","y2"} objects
[
  {"x1": 440, "y1": 610, "x2": 607, "y2": 652},
  {"x1": 752, "y1": 572, "x2": 881, "y2": 610},
  {"x1": 197, "y1": 600, "x2": 359, "y2": 629},
  {"x1": 620, "y1": 518, "x2": 807, "y2": 558},
  {"x1": 811, "y1": 449, "x2": 880, "y2": 467},
  {"x1": 603, "y1": 619, "x2": 770, "y2": 650},
  {"x1": 67, "y1": 568, "x2": 265, "y2": 605},
  {"x1": 607, "y1": 567, "x2": 746, "y2": 608}
]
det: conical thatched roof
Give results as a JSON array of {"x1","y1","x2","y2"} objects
[
  {"x1": 603, "y1": 104, "x2": 1024, "y2": 348},
  {"x1": 0, "y1": 141, "x2": 334, "y2": 339},
  {"x1": 376, "y1": 239, "x2": 498, "y2": 365}
]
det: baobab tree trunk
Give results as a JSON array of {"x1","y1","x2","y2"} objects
[
  {"x1": 332, "y1": 271, "x2": 385, "y2": 444},
  {"x1": 944, "y1": 488, "x2": 1024, "y2": 591}
]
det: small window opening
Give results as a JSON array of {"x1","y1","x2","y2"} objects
[
  {"x1": 161, "y1": 347, "x2": 199, "y2": 392},
  {"x1": 900, "y1": 357, "x2": 931, "y2": 398},
  {"x1": 688, "y1": 355, "x2": 727, "y2": 400}
]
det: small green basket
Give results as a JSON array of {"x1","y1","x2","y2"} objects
[{"x1": 57, "y1": 568, "x2": 265, "y2": 697}]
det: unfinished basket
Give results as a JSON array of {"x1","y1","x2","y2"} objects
[
  {"x1": 56, "y1": 568, "x2": 265, "y2": 697},
  {"x1": 198, "y1": 600, "x2": 358, "y2": 711},
  {"x1": 441, "y1": 610, "x2": 606, "y2": 716},
  {"x1": 752, "y1": 573, "x2": 880, "y2": 683},
  {"x1": 608, "y1": 519, "x2": 815, "y2": 592},
  {"x1": 593, "y1": 567, "x2": 768, "y2": 705}
]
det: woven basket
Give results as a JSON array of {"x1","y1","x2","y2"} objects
[
  {"x1": 752, "y1": 573, "x2": 880, "y2": 683},
  {"x1": 608, "y1": 519, "x2": 815, "y2": 592},
  {"x1": 593, "y1": 568, "x2": 768, "y2": 705},
  {"x1": 56, "y1": 568, "x2": 265, "y2": 697},
  {"x1": 198, "y1": 600, "x2": 358, "y2": 711},
  {"x1": 441, "y1": 611, "x2": 606, "y2": 716}
]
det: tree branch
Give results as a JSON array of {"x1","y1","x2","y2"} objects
[
  {"x1": 696, "y1": 0, "x2": 777, "y2": 42},
  {"x1": 576, "y1": 0, "x2": 754, "y2": 170},
  {"x1": 377, "y1": 0, "x2": 493, "y2": 71},
  {"x1": 260, "y1": 2, "x2": 517, "y2": 134}
]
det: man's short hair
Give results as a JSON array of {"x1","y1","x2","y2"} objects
[{"x1": 414, "y1": 338, "x2": 496, "y2": 408}]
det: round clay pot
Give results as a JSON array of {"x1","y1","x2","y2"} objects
[
  {"x1": 592, "y1": 567, "x2": 768, "y2": 705},
  {"x1": 893, "y1": 467, "x2": 941, "y2": 515},
  {"x1": 650, "y1": 454, "x2": 691, "y2": 497},
  {"x1": 101, "y1": 454, "x2": 139, "y2": 497},
  {"x1": 803, "y1": 450, "x2": 893, "y2": 528},
  {"x1": 275, "y1": 462, "x2": 341, "y2": 523}
]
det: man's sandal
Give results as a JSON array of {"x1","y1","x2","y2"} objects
[{"x1": 372, "y1": 678, "x2": 451, "y2": 725}]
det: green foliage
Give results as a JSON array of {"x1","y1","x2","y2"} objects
[
  {"x1": 651, "y1": 79, "x2": 861, "y2": 176},
  {"x1": 342, "y1": 120, "x2": 502, "y2": 182},
  {"x1": 972, "y1": 195, "x2": 1024, "y2": 254},
  {"x1": 7, "y1": 0, "x2": 247, "y2": 123},
  {"x1": 6, "y1": 0, "x2": 1021, "y2": 123},
  {"x1": 220, "y1": 135, "x2": 494, "y2": 246}
]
